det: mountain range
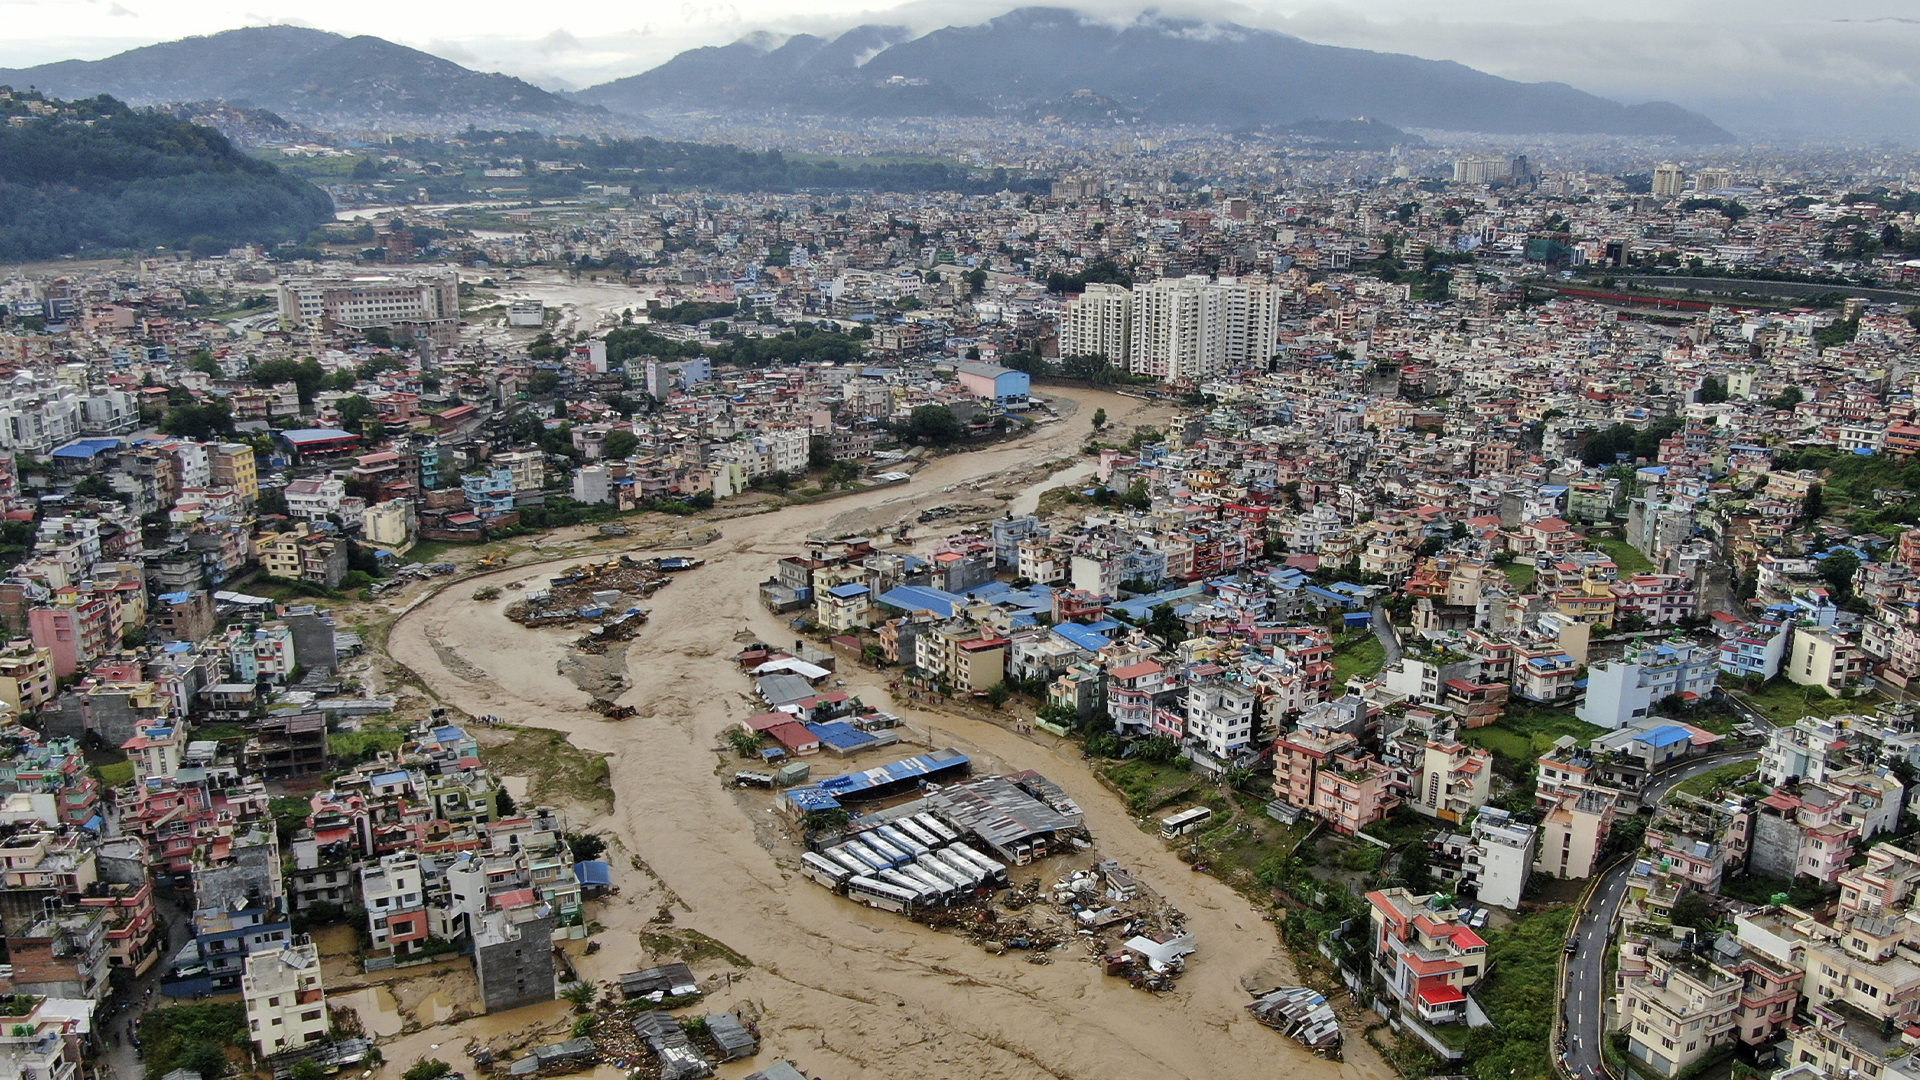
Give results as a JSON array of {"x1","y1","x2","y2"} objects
[
  {"x1": 577, "y1": 8, "x2": 1732, "y2": 142},
  {"x1": 0, "y1": 10, "x2": 1732, "y2": 142},
  {"x1": 0, "y1": 26, "x2": 615, "y2": 133}
]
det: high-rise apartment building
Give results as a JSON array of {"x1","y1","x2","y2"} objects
[
  {"x1": 1129, "y1": 275, "x2": 1280, "y2": 382},
  {"x1": 1652, "y1": 163, "x2": 1685, "y2": 198},
  {"x1": 1058, "y1": 282, "x2": 1132, "y2": 363}
]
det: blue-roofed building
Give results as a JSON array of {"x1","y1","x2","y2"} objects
[
  {"x1": 278, "y1": 428, "x2": 362, "y2": 462},
  {"x1": 781, "y1": 749, "x2": 971, "y2": 814},
  {"x1": 51, "y1": 437, "x2": 122, "y2": 461},
  {"x1": 817, "y1": 582, "x2": 874, "y2": 632},
  {"x1": 1577, "y1": 639, "x2": 1718, "y2": 729},
  {"x1": 1049, "y1": 622, "x2": 1112, "y2": 653},
  {"x1": 874, "y1": 585, "x2": 964, "y2": 619}
]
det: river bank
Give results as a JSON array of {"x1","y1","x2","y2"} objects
[{"x1": 382, "y1": 387, "x2": 1394, "y2": 1080}]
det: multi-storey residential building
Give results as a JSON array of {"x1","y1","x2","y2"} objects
[
  {"x1": 1409, "y1": 738, "x2": 1494, "y2": 823},
  {"x1": 0, "y1": 640, "x2": 55, "y2": 716},
  {"x1": 1611, "y1": 573, "x2": 1700, "y2": 625},
  {"x1": 361, "y1": 852, "x2": 431, "y2": 957},
  {"x1": 0, "y1": 994, "x2": 86, "y2": 1080},
  {"x1": 1466, "y1": 807, "x2": 1537, "y2": 908},
  {"x1": 1313, "y1": 748, "x2": 1398, "y2": 835},
  {"x1": 242, "y1": 941, "x2": 329, "y2": 1057},
  {"x1": 1365, "y1": 888, "x2": 1490, "y2": 1028},
  {"x1": 1059, "y1": 282, "x2": 1133, "y2": 362},
  {"x1": 1618, "y1": 946, "x2": 1742, "y2": 1078},
  {"x1": 1788, "y1": 625, "x2": 1868, "y2": 697},
  {"x1": 1182, "y1": 677, "x2": 1257, "y2": 762},
  {"x1": 1537, "y1": 788, "x2": 1616, "y2": 879},
  {"x1": 1578, "y1": 639, "x2": 1719, "y2": 729},
  {"x1": 1749, "y1": 785, "x2": 1858, "y2": 884},
  {"x1": 277, "y1": 271, "x2": 459, "y2": 349}
]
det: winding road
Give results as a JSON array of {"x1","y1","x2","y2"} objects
[{"x1": 1561, "y1": 748, "x2": 1758, "y2": 1079}]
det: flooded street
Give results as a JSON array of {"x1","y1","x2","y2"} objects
[{"x1": 386, "y1": 387, "x2": 1393, "y2": 1080}]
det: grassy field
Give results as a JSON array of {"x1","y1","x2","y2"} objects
[
  {"x1": 1329, "y1": 630, "x2": 1387, "y2": 686},
  {"x1": 1502, "y1": 562, "x2": 1537, "y2": 591},
  {"x1": 1594, "y1": 538, "x2": 1655, "y2": 575},
  {"x1": 1463, "y1": 701, "x2": 1609, "y2": 761},
  {"x1": 483, "y1": 726, "x2": 613, "y2": 813},
  {"x1": 1674, "y1": 758, "x2": 1760, "y2": 798},
  {"x1": 1100, "y1": 758, "x2": 1203, "y2": 816},
  {"x1": 1728, "y1": 679, "x2": 1883, "y2": 726}
]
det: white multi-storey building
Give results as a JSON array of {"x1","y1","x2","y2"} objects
[
  {"x1": 1128, "y1": 275, "x2": 1280, "y2": 382},
  {"x1": 1059, "y1": 282, "x2": 1132, "y2": 362},
  {"x1": 276, "y1": 271, "x2": 459, "y2": 349},
  {"x1": 242, "y1": 941, "x2": 328, "y2": 1057}
]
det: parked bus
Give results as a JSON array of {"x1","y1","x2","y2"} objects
[
  {"x1": 893, "y1": 818, "x2": 943, "y2": 850},
  {"x1": 846, "y1": 876, "x2": 919, "y2": 913},
  {"x1": 914, "y1": 814, "x2": 961, "y2": 846},
  {"x1": 875, "y1": 825, "x2": 928, "y2": 857},
  {"x1": 839, "y1": 842, "x2": 892, "y2": 873},
  {"x1": 949, "y1": 843, "x2": 1008, "y2": 884},
  {"x1": 916, "y1": 854, "x2": 974, "y2": 891},
  {"x1": 801, "y1": 852, "x2": 853, "y2": 889},
  {"x1": 1160, "y1": 806, "x2": 1214, "y2": 839}
]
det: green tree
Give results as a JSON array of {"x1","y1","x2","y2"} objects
[
  {"x1": 1818, "y1": 548, "x2": 1860, "y2": 599},
  {"x1": 172, "y1": 1041, "x2": 228, "y2": 1079},
  {"x1": 965, "y1": 268, "x2": 988, "y2": 295},
  {"x1": 1801, "y1": 484, "x2": 1827, "y2": 525},
  {"x1": 401, "y1": 1060, "x2": 454, "y2": 1080},
  {"x1": 603, "y1": 430, "x2": 639, "y2": 460},
  {"x1": 160, "y1": 400, "x2": 236, "y2": 441},
  {"x1": 1671, "y1": 889, "x2": 1714, "y2": 930},
  {"x1": 188, "y1": 350, "x2": 222, "y2": 377},
  {"x1": 336, "y1": 394, "x2": 376, "y2": 432},
  {"x1": 565, "y1": 832, "x2": 606, "y2": 862},
  {"x1": 1147, "y1": 602, "x2": 1183, "y2": 642},
  {"x1": 1400, "y1": 843, "x2": 1433, "y2": 893},
  {"x1": 529, "y1": 370, "x2": 562, "y2": 395},
  {"x1": 901, "y1": 404, "x2": 964, "y2": 445},
  {"x1": 1090, "y1": 407, "x2": 1107, "y2": 431},
  {"x1": 1697, "y1": 376, "x2": 1728, "y2": 404},
  {"x1": 726, "y1": 728, "x2": 762, "y2": 757},
  {"x1": 290, "y1": 1060, "x2": 327, "y2": 1080}
]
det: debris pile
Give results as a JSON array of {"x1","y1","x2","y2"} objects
[
  {"x1": 505, "y1": 556, "x2": 674, "y2": 628},
  {"x1": 1247, "y1": 986, "x2": 1343, "y2": 1057}
]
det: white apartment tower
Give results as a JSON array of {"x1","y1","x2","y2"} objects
[
  {"x1": 1652, "y1": 163, "x2": 1685, "y2": 198},
  {"x1": 1129, "y1": 275, "x2": 1279, "y2": 382},
  {"x1": 1059, "y1": 282, "x2": 1132, "y2": 363}
]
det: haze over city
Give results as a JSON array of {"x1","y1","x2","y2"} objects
[{"x1": 7, "y1": 0, "x2": 1920, "y2": 138}]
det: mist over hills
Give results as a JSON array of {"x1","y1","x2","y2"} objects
[
  {"x1": 0, "y1": 26, "x2": 614, "y2": 133},
  {"x1": 578, "y1": 7, "x2": 1732, "y2": 142},
  {"x1": 0, "y1": 11, "x2": 1731, "y2": 142}
]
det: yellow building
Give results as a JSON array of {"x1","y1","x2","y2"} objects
[
  {"x1": 212, "y1": 442, "x2": 258, "y2": 503},
  {"x1": 0, "y1": 642, "x2": 55, "y2": 717}
]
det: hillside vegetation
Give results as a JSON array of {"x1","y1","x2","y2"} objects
[{"x1": 0, "y1": 91, "x2": 334, "y2": 261}]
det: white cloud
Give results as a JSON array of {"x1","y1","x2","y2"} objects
[{"x1": 2, "y1": 0, "x2": 1920, "y2": 136}]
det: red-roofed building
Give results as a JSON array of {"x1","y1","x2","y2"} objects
[
  {"x1": 1366, "y1": 887, "x2": 1490, "y2": 1028},
  {"x1": 763, "y1": 721, "x2": 820, "y2": 756}
]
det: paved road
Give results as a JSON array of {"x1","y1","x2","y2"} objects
[
  {"x1": 1370, "y1": 602, "x2": 1402, "y2": 667},
  {"x1": 1561, "y1": 749, "x2": 1757, "y2": 1080}
]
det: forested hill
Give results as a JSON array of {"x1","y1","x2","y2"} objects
[
  {"x1": 576, "y1": 137, "x2": 1050, "y2": 195},
  {"x1": 0, "y1": 92, "x2": 335, "y2": 261}
]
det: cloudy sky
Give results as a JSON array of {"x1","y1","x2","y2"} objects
[{"x1": 7, "y1": 0, "x2": 1920, "y2": 137}]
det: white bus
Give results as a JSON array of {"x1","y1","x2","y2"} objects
[
  {"x1": 875, "y1": 825, "x2": 928, "y2": 857},
  {"x1": 1160, "y1": 806, "x2": 1214, "y2": 839},
  {"x1": 913, "y1": 814, "x2": 961, "y2": 846},
  {"x1": 893, "y1": 818, "x2": 943, "y2": 850},
  {"x1": 801, "y1": 852, "x2": 853, "y2": 889},
  {"x1": 949, "y1": 843, "x2": 1008, "y2": 884},
  {"x1": 847, "y1": 876, "x2": 919, "y2": 913}
]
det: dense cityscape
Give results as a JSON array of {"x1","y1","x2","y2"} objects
[{"x1": 12, "y1": 27, "x2": 1920, "y2": 1080}]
